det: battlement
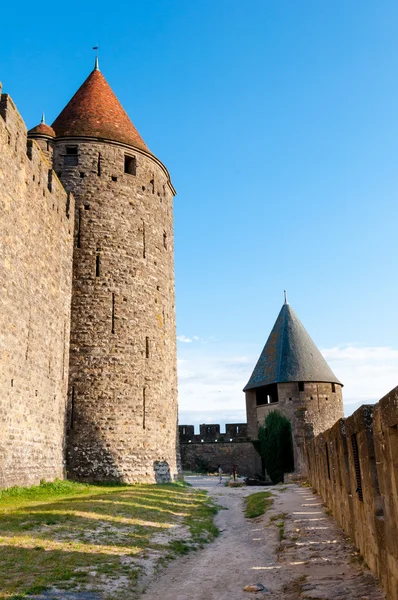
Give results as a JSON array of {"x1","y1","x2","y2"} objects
[{"x1": 179, "y1": 423, "x2": 249, "y2": 443}]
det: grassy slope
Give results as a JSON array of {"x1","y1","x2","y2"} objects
[{"x1": 0, "y1": 480, "x2": 218, "y2": 599}]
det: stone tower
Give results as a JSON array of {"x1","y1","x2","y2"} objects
[
  {"x1": 244, "y1": 300, "x2": 344, "y2": 472},
  {"x1": 49, "y1": 61, "x2": 178, "y2": 483}
]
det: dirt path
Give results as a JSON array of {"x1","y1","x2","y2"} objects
[{"x1": 142, "y1": 477, "x2": 385, "y2": 600}]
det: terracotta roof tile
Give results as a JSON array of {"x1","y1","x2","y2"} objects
[
  {"x1": 52, "y1": 69, "x2": 149, "y2": 152},
  {"x1": 28, "y1": 122, "x2": 56, "y2": 137}
]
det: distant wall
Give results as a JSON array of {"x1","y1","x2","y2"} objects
[
  {"x1": 179, "y1": 424, "x2": 260, "y2": 476},
  {"x1": 0, "y1": 89, "x2": 75, "y2": 487},
  {"x1": 306, "y1": 387, "x2": 398, "y2": 600}
]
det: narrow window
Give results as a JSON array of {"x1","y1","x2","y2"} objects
[
  {"x1": 124, "y1": 155, "x2": 137, "y2": 175},
  {"x1": 96, "y1": 249, "x2": 100, "y2": 277},
  {"x1": 64, "y1": 146, "x2": 78, "y2": 166},
  {"x1": 142, "y1": 222, "x2": 146, "y2": 258},
  {"x1": 77, "y1": 209, "x2": 82, "y2": 248},
  {"x1": 111, "y1": 293, "x2": 115, "y2": 334},
  {"x1": 332, "y1": 383, "x2": 336, "y2": 393},
  {"x1": 26, "y1": 140, "x2": 33, "y2": 160},
  {"x1": 182, "y1": 427, "x2": 186, "y2": 435},
  {"x1": 145, "y1": 336, "x2": 150, "y2": 358},
  {"x1": 70, "y1": 387, "x2": 75, "y2": 430},
  {"x1": 46, "y1": 140, "x2": 50, "y2": 151},
  {"x1": 325, "y1": 443, "x2": 331, "y2": 480},
  {"x1": 80, "y1": 172, "x2": 85, "y2": 178},
  {"x1": 143, "y1": 387, "x2": 146, "y2": 429},
  {"x1": 298, "y1": 381, "x2": 305, "y2": 392},
  {"x1": 236, "y1": 425, "x2": 239, "y2": 433},
  {"x1": 163, "y1": 231, "x2": 167, "y2": 249},
  {"x1": 150, "y1": 178, "x2": 155, "y2": 193},
  {"x1": 97, "y1": 153, "x2": 101, "y2": 176},
  {"x1": 351, "y1": 433, "x2": 363, "y2": 501},
  {"x1": 11, "y1": 379, "x2": 13, "y2": 387},
  {"x1": 47, "y1": 170, "x2": 53, "y2": 192}
]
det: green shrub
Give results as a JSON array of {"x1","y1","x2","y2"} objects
[{"x1": 258, "y1": 411, "x2": 294, "y2": 483}]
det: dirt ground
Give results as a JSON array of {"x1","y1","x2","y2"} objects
[{"x1": 142, "y1": 476, "x2": 386, "y2": 600}]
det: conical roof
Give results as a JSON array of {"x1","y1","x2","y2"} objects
[
  {"x1": 52, "y1": 66, "x2": 149, "y2": 152},
  {"x1": 28, "y1": 122, "x2": 55, "y2": 138},
  {"x1": 244, "y1": 302, "x2": 342, "y2": 391}
]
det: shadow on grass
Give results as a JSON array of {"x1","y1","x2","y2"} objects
[{"x1": 0, "y1": 484, "x2": 218, "y2": 599}]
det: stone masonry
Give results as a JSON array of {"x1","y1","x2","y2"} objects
[
  {"x1": 0, "y1": 63, "x2": 179, "y2": 487},
  {"x1": 0, "y1": 87, "x2": 75, "y2": 487},
  {"x1": 54, "y1": 139, "x2": 178, "y2": 482}
]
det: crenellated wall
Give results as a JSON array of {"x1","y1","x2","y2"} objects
[
  {"x1": 179, "y1": 424, "x2": 260, "y2": 476},
  {"x1": 0, "y1": 87, "x2": 75, "y2": 487},
  {"x1": 305, "y1": 387, "x2": 398, "y2": 600}
]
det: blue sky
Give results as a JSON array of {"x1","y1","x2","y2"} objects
[{"x1": 2, "y1": 1, "x2": 398, "y2": 429}]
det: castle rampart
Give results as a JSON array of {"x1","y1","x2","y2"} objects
[
  {"x1": 179, "y1": 424, "x2": 258, "y2": 476},
  {"x1": 0, "y1": 87, "x2": 75, "y2": 487},
  {"x1": 305, "y1": 387, "x2": 398, "y2": 600}
]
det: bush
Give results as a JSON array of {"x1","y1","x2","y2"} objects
[{"x1": 258, "y1": 411, "x2": 294, "y2": 484}]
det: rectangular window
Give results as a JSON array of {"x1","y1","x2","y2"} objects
[
  {"x1": 298, "y1": 382, "x2": 305, "y2": 392},
  {"x1": 124, "y1": 155, "x2": 137, "y2": 175},
  {"x1": 145, "y1": 336, "x2": 150, "y2": 358},
  {"x1": 332, "y1": 383, "x2": 336, "y2": 393},
  {"x1": 64, "y1": 146, "x2": 78, "y2": 166}
]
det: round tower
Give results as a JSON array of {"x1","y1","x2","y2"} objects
[
  {"x1": 27, "y1": 114, "x2": 55, "y2": 162},
  {"x1": 51, "y1": 62, "x2": 178, "y2": 483},
  {"x1": 244, "y1": 299, "x2": 344, "y2": 473}
]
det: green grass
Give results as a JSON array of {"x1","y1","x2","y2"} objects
[
  {"x1": 0, "y1": 479, "x2": 218, "y2": 599},
  {"x1": 244, "y1": 491, "x2": 273, "y2": 518}
]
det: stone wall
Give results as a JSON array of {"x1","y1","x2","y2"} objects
[
  {"x1": 180, "y1": 441, "x2": 259, "y2": 477},
  {"x1": 305, "y1": 387, "x2": 398, "y2": 600},
  {"x1": 52, "y1": 138, "x2": 178, "y2": 483},
  {"x1": 246, "y1": 381, "x2": 344, "y2": 472},
  {"x1": 0, "y1": 88, "x2": 74, "y2": 487},
  {"x1": 179, "y1": 423, "x2": 260, "y2": 477}
]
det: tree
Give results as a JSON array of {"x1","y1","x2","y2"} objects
[{"x1": 258, "y1": 411, "x2": 294, "y2": 483}]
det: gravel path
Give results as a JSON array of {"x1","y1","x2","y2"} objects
[{"x1": 142, "y1": 477, "x2": 386, "y2": 600}]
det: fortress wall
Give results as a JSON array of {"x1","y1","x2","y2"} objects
[
  {"x1": 306, "y1": 388, "x2": 398, "y2": 600},
  {"x1": 179, "y1": 423, "x2": 260, "y2": 477},
  {"x1": 0, "y1": 92, "x2": 75, "y2": 487},
  {"x1": 180, "y1": 441, "x2": 259, "y2": 477},
  {"x1": 52, "y1": 140, "x2": 178, "y2": 483}
]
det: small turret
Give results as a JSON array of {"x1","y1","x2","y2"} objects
[
  {"x1": 28, "y1": 114, "x2": 55, "y2": 160},
  {"x1": 244, "y1": 300, "x2": 344, "y2": 473}
]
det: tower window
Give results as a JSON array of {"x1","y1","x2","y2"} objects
[
  {"x1": 332, "y1": 383, "x2": 336, "y2": 393},
  {"x1": 64, "y1": 146, "x2": 78, "y2": 166},
  {"x1": 124, "y1": 155, "x2": 137, "y2": 175},
  {"x1": 298, "y1": 382, "x2": 305, "y2": 392},
  {"x1": 145, "y1": 336, "x2": 150, "y2": 358},
  {"x1": 163, "y1": 232, "x2": 167, "y2": 249}
]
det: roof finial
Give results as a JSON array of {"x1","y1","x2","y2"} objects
[
  {"x1": 93, "y1": 45, "x2": 99, "y2": 71},
  {"x1": 41, "y1": 113, "x2": 45, "y2": 124},
  {"x1": 284, "y1": 290, "x2": 288, "y2": 304}
]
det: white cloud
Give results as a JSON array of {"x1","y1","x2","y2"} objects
[
  {"x1": 177, "y1": 335, "x2": 193, "y2": 343},
  {"x1": 321, "y1": 344, "x2": 398, "y2": 411},
  {"x1": 177, "y1": 341, "x2": 398, "y2": 428}
]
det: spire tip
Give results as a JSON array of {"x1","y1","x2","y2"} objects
[
  {"x1": 284, "y1": 290, "x2": 288, "y2": 304},
  {"x1": 41, "y1": 113, "x2": 45, "y2": 124}
]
